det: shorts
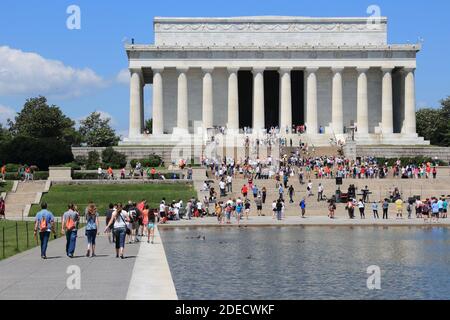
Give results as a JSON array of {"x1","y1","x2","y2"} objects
[
  {"x1": 432, "y1": 212, "x2": 439, "y2": 217},
  {"x1": 147, "y1": 223, "x2": 155, "y2": 229},
  {"x1": 257, "y1": 205, "x2": 262, "y2": 210}
]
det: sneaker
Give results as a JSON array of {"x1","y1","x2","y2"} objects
[
  {"x1": 116, "y1": 254, "x2": 119, "y2": 258},
  {"x1": 91, "y1": 253, "x2": 96, "y2": 258},
  {"x1": 86, "y1": 251, "x2": 90, "y2": 257},
  {"x1": 120, "y1": 255, "x2": 124, "y2": 259}
]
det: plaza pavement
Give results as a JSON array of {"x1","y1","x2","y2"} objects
[
  {"x1": 0, "y1": 222, "x2": 177, "y2": 300},
  {"x1": 0, "y1": 216, "x2": 448, "y2": 300}
]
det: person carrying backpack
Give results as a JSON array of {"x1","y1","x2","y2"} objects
[
  {"x1": 34, "y1": 203, "x2": 55, "y2": 259},
  {"x1": 104, "y1": 203, "x2": 130, "y2": 259},
  {"x1": 61, "y1": 203, "x2": 79, "y2": 258},
  {"x1": 85, "y1": 203, "x2": 100, "y2": 257}
]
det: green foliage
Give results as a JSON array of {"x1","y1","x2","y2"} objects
[
  {"x1": 79, "y1": 112, "x2": 119, "y2": 147},
  {"x1": 72, "y1": 172, "x2": 99, "y2": 180},
  {"x1": 0, "y1": 136, "x2": 73, "y2": 170},
  {"x1": 58, "y1": 162, "x2": 81, "y2": 170},
  {"x1": 86, "y1": 151, "x2": 101, "y2": 170},
  {"x1": 2, "y1": 171, "x2": 49, "y2": 180},
  {"x1": 416, "y1": 96, "x2": 450, "y2": 146},
  {"x1": 101, "y1": 147, "x2": 127, "y2": 169},
  {"x1": 0, "y1": 124, "x2": 12, "y2": 143},
  {"x1": 130, "y1": 154, "x2": 163, "y2": 168},
  {"x1": 145, "y1": 118, "x2": 153, "y2": 134},
  {"x1": 74, "y1": 155, "x2": 87, "y2": 166},
  {"x1": 375, "y1": 157, "x2": 447, "y2": 167},
  {"x1": 8, "y1": 96, "x2": 76, "y2": 144}
]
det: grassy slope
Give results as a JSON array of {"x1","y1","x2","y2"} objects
[
  {"x1": 29, "y1": 183, "x2": 197, "y2": 216},
  {"x1": 0, "y1": 181, "x2": 13, "y2": 193}
]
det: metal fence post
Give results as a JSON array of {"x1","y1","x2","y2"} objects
[
  {"x1": 15, "y1": 221, "x2": 19, "y2": 251},
  {"x1": 26, "y1": 221, "x2": 29, "y2": 248}
]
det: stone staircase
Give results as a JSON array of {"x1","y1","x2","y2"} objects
[
  {"x1": 197, "y1": 173, "x2": 450, "y2": 217},
  {"x1": 4, "y1": 181, "x2": 49, "y2": 220}
]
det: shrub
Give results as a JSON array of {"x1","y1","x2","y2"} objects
[
  {"x1": 101, "y1": 147, "x2": 127, "y2": 169},
  {"x1": 5, "y1": 164, "x2": 21, "y2": 172},
  {"x1": 72, "y1": 172, "x2": 99, "y2": 180},
  {"x1": 86, "y1": 151, "x2": 101, "y2": 170},
  {"x1": 58, "y1": 162, "x2": 81, "y2": 170},
  {"x1": 130, "y1": 154, "x2": 162, "y2": 168},
  {"x1": 0, "y1": 136, "x2": 73, "y2": 170},
  {"x1": 74, "y1": 155, "x2": 87, "y2": 166}
]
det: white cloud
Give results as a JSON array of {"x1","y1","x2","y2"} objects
[
  {"x1": 0, "y1": 46, "x2": 105, "y2": 98},
  {"x1": 0, "y1": 104, "x2": 16, "y2": 125},
  {"x1": 116, "y1": 68, "x2": 130, "y2": 84}
]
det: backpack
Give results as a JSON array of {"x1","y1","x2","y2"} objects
[
  {"x1": 40, "y1": 214, "x2": 48, "y2": 230},
  {"x1": 129, "y1": 209, "x2": 138, "y2": 223},
  {"x1": 65, "y1": 215, "x2": 76, "y2": 231}
]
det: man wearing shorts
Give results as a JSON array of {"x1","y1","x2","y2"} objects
[{"x1": 255, "y1": 195, "x2": 263, "y2": 216}]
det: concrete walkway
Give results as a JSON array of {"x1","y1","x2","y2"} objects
[
  {"x1": 0, "y1": 223, "x2": 177, "y2": 300},
  {"x1": 159, "y1": 216, "x2": 450, "y2": 227}
]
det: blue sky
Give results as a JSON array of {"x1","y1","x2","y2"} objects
[{"x1": 0, "y1": 0, "x2": 449, "y2": 137}]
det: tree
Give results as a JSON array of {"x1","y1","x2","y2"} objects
[
  {"x1": 101, "y1": 147, "x2": 127, "y2": 169},
  {"x1": 416, "y1": 96, "x2": 450, "y2": 147},
  {"x1": 8, "y1": 96, "x2": 77, "y2": 145},
  {"x1": 0, "y1": 124, "x2": 11, "y2": 143},
  {"x1": 145, "y1": 118, "x2": 153, "y2": 134},
  {"x1": 79, "y1": 112, "x2": 119, "y2": 147}
]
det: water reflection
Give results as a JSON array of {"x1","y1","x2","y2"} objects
[{"x1": 160, "y1": 227, "x2": 450, "y2": 300}]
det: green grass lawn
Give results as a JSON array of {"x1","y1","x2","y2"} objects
[
  {"x1": 0, "y1": 181, "x2": 13, "y2": 193},
  {"x1": 29, "y1": 183, "x2": 197, "y2": 216}
]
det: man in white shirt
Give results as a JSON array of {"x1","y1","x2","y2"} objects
[
  {"x1": 226, "y1": 175, "x2": 233, "y2": 192},
  {"x1": 219, "y1": 180, "x2": 226, "y2": 197},
  {"x1": 317, "y1": 183, "x2": 324, "y2": 202}
]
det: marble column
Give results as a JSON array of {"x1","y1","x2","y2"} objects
[
  {"x1": 176, "y1": 68, "x2": 189, "y2": 131},
  {"x1": 381, "y1": 68, "x2": 394, "y2": 135},
  {"x1": 129, "y1": 68, "x2": 143, "y2": 138},
  {"x1": 403, "y1": 68, "x2": 416, "y2": 135},
  {"x1": 202, "y1": 68, "x2": 214, "y2": 130},
  {"x1": 252, "y1": 68, "x2": 265, "y2": 132},
  {"x1": 331, "y1": 67, "x2": 344, "y2": 134},
  {"x1": 306, "y1": 68, "x2": 318, "y2": 134},
  {"x1": 152, "y1": 68, "x2": 164, "y2": 135},
  {"x1": 356, "y1": 68, "x2": 369, "y2": 134},
  {"x1": 279, "y1": 68, "x2": 292, "y2": 133},
  {"x1": 227, "y1": 67, "x2": 239, "y2": 132}
]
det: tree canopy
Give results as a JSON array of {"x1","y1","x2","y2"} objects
[
  {"x1": 416, "y1": 96, "x2": 450, "y2": 147},
  {"x1": 79, "y1": 112, "x2": 119, "y2": 147}
]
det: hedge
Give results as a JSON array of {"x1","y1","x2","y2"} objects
[
  {"x1": 130, "y1": 154, "x2": 163, "y2": 168},
  {"x1": 2, "y1": 171, "x2": 49, "y2": 180}
]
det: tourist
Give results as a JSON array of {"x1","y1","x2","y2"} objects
[
  {"x1": 358, "y1": 199, "x2": 365, "y2": 219},
  {"x1": 317, "y1": 183, "x2": 324, "y2": 202},
  {"x1": 438, "y1": 198, "x2": 444, "y2": 219},
  {"x1": 241, "y1": 184, "x2": 248, "y2": 198},
  {"x1": 85, "y1": 203, "x2": 100, "y2": 257},
  {"x1": 255, "y1": 195, "x2": 263, "y2": 216},
  {"x1": 346, "y1": 199, "x2": 355, "y2": 219},
  {"x1": 395, "y1": 198, "x2": 404, "y2": 219},
  {"x1": 278, "y1": 184, "x2": 284, "y2": 200},
  {"x1": 328, "y1": 200, "x2": 336, "y2": 219},
  {"x1": 407, "y1": 201, "x2": 413, "y2": 219},
  {"x1": 443, "y1": 198, "x2": 448, "y2": 218},
  {"x1": 415, "y1": 199, "x2": 423, "y2": 218},
  {"x1": 159, "y1": 200, "x2": 166, "y2": 223},
  {"x1": 225, "y1": 203, "x2": 232, "y2": 224},
  {"x1": 422, "y1": 200, "x2": 430, "y2": 223},
  {"x1": 0, "y1": 165, "x2": 5, "y2": 181},
  {"x1": 288, "y1": 185, "x2": 295, "y2": 203},
  {"x1": 105, "y1": 203, "x2": 115, "y2": 243},
  {"x1": 127, "y1": 202, "x2": 141, "y2": 242},
  {"x1": 145, "y1": 205, "x2": 156, "y2": 244},
  {"x1": 372, "y1": 201, "x2": 379, "y2": 219},
  {"x1": 276, "y1": 199, "x2": 283, "y2": 221},
  {"x1": 219, "y1": 179, "x2": 226, "y2": 197},
  {"x1": 252, "y1": 184, "x2": 259, "y2": 199},
  {"x1": 61, "y1": 203, "x2": 79, "y2": 258},
  {"x1": 307, "y1": 180, "x2": 313, "y2": 197},
  {"x1": 226, "y1": 175, "x2": 233, "y2": 193},
  {"x1": 382, "y1": 199, "x2": 389, "y2": 219},
  {"x1": 215, "y1": 202, "x2": 223, "y2": 224},
  {"x1": 235, "y1": 199, "x2": 243, "y2": 225},
  {"x1": 97, "y1": 167, "x2": 103, "y2": 179},
  {"x1": 104, "y1": 203, "x2": 129, "y2": 259},
  {"x1": 34, "y1": 203, "x2": 55, "y2": 259},
  {"x1": 272, "y1": 200, "x2": 277, "y2": 219},
  {"x1": 244, "y1": 198, "x2": 251, "y2": 220},
  {"x1": 300, "y1": 198, "x2": 306, "y2": 218},
  {"x1": 431, "y1": 199, "x2": 440, "y2": 223},
  {"x1": 120, "y1": 167, "x2": 126, "y2": 179},
  {"x1": 0, "y1": 197, "x2": 5, "y2": 220},
  {"x1": 261, "y1": 187, "x2": 267, "y2": 204}
]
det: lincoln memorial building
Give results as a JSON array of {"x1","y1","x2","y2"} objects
[{"x1": 121, "y1": 16, "x2": 429, "y2": 147}]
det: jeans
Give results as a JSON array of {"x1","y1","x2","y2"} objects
[
  {"x1": 39, "y1": 231, "x2": 51, "y2": 257},
  {"x1": 86, "y1": 229, "x2": 97, "y2": 245},
  {"x1": 383, "y1": 208, "x2": 388, "y2": 219},
  {"x1": 277, "y1": 210, "x2": 282, "y2": 220},
  {"x1": 114, "y1": 228, "x2": 126, "y2": 249},
  {"x1": 65, "y1": 229, "x2": 77, "y2": 256}
]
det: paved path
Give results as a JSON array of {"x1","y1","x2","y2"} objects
[{"x1": 0, "y1": 222, "x2": 176, "y2": 300}]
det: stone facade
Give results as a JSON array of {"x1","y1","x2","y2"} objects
[{"x1": 121, "y1": 16, "x2": 429, "y2": 147}]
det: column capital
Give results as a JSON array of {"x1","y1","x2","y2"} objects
[
  {"x1": 278, "y1": 67, "x2": 292, "y2": 74},
  {"x1": 403, "y1": 67, "x2": 416, "y2": 73},
  {"x1": 227, "y1": 67, "x2": 240, "y2": 73},
  {"x1": 201, "y1": 67, "x2": 214, "y2": 74},
  {"x1": 176, "y1": 67, "x2": 189, "y2": 74},
  {"x1": 331, "y1": 67, "x2": 344, "y2": 74},
  {"x1": 252, "y1": 67, "x2": 265, "y2": 74},
  {"x1": 381, "y1": 67, "x2": 393, "y2": 73},
  {"x1": 356, "y1": 67, "x2": 369, "y2": 74},
  {"x1": 130, "y1": 68, "x2": 144, "y2": 83},
  {"x1": 152, "y1": 67, "x2": 164, "y2": 74},
  {"x1": 305, "y1": 67, "x2": 319, "y2": 74}
]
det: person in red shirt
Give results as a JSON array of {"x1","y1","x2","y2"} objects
[
  {"x1": 1, "y1": 165, "x2": 6, "y2": 181},
  {"x1": 241, "y1": 185, "x2": 248, "y2": 198}
]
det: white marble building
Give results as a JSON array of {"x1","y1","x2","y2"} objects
[{"x1": 121, "y1": 16, "x2": 429, "y2": 146}]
